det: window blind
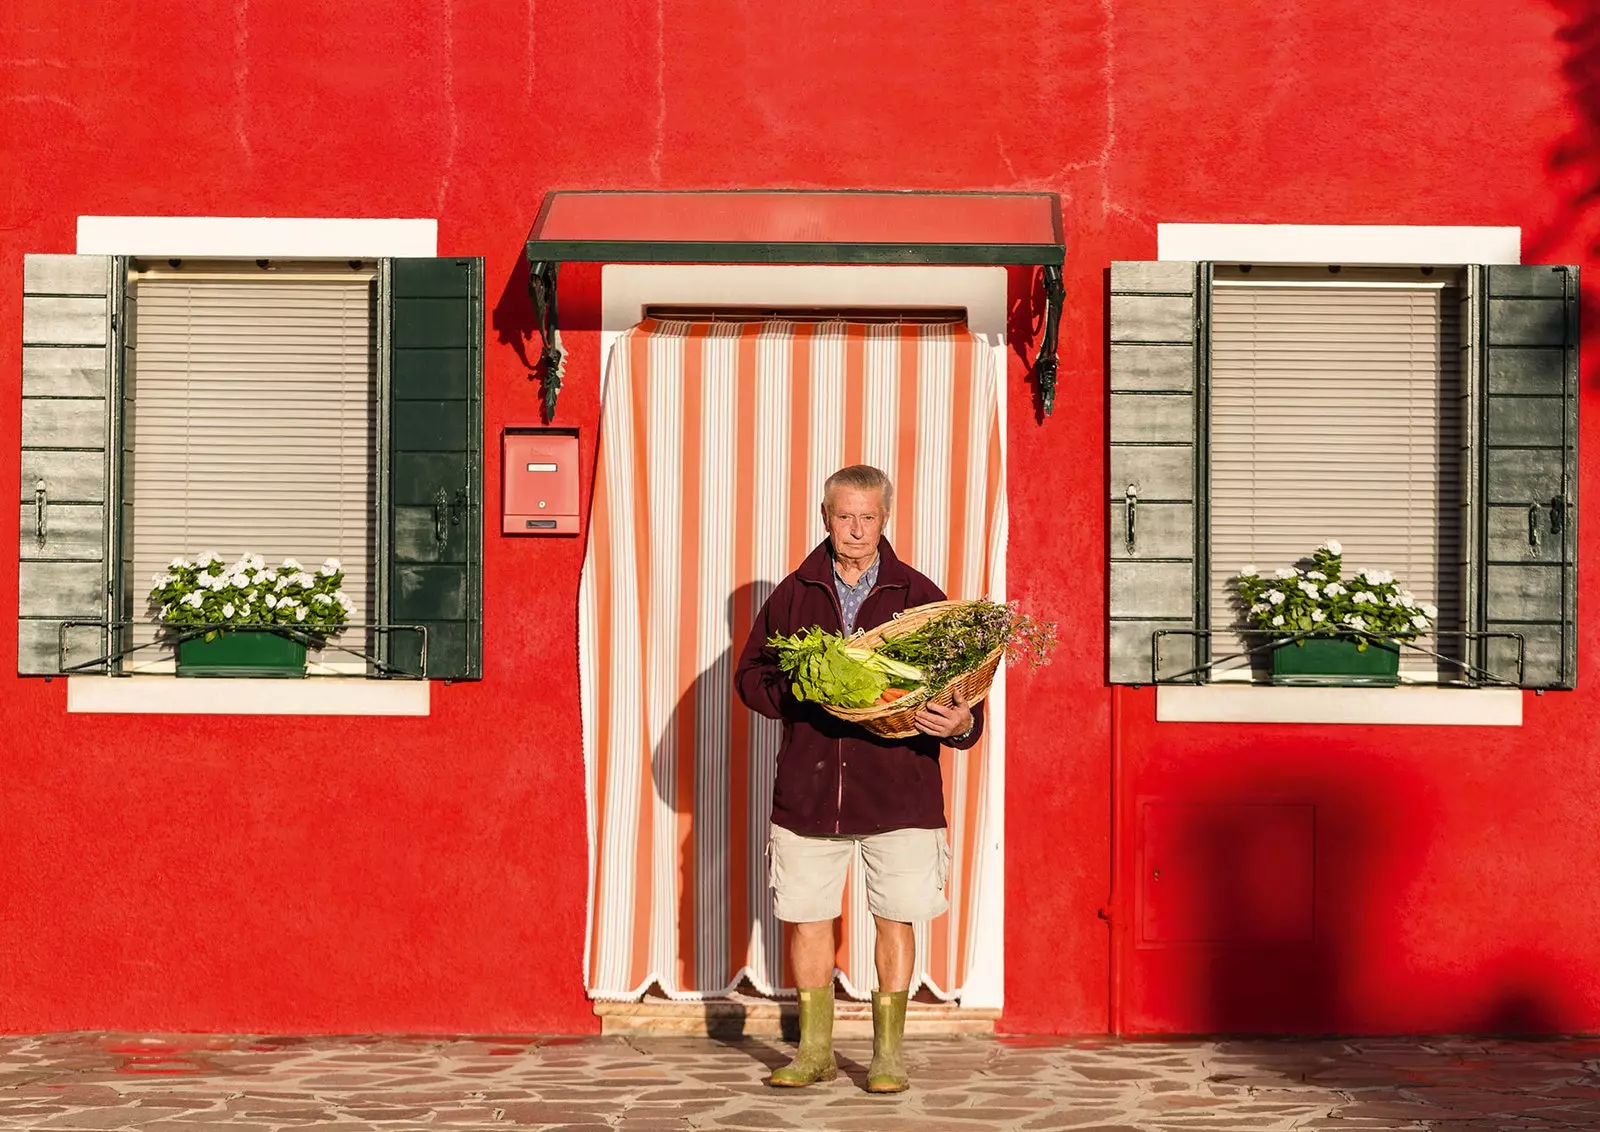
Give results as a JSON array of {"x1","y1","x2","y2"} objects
[
  {"x1": 122, "y1": 272, "x2": 376, "y2": 671},
  {"x1": 1207, "y1": 275, "x2": 1463, "y2": 680}
]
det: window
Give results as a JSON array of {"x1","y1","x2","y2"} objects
[
  {"x1": 18, "y1": 254, "x2": 485, "y2": 682},
  {"x1": 1109, "y1": 260, "x2": 1578, "y2": 690}
]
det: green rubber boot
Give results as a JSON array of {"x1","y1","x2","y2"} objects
[
  {"x1": 866, "y1": 989, "x2": 910, "y2": 1093},
  {"x1": 768, "y1": 986, "x2": 838, "y2": 1087}
]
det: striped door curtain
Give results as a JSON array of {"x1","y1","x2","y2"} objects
[{"x1": 580, "y1": 318, "x2": 1005, "y2": 1002}]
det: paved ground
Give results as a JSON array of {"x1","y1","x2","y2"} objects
[{"x1": 2, "y1": 1032, "x2": 1600, "y2": 1131}]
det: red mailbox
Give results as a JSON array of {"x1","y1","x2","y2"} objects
[{"x1": 503, "y1": 427, "x2": 580, "y2": 535}]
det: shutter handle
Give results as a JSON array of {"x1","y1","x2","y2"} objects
[
  {"x1": 433, "y1": 488, "x2": 449, "y2": 548},
  {"x1": 1529, "y1": 502, "x2": 1542, "y2": 551},
  {"x1": 33, "y1": 479, "x2": 47, "y2": 547},
  {"x1": 1125, "y1": 484, "x2": 1139, "y2": 555},
  {"x1": 1550, "y1": 490, "x2": 1567, "y2": 536}
]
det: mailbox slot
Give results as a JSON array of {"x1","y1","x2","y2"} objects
[{"x1": 503, "y1": 426, "x2": 579, "y2": 535}]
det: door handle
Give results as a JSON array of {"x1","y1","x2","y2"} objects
[
  {"x1": 1125, "y1": 484, "x2": 1139, "y2": 555},
  {"x1": 433, "y1": 488, "x2": 449, "y2": 548},
  {"x1": 33, "y1": 479, "x2": 46, "y2": 547}
]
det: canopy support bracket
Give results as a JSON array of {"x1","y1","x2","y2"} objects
[
  {"x1": 1036, "y1": 264, "x2": 1065, "y2": 416},
  {"x1": 528, "y1": 259, "x2": 566, "y2": 421}
]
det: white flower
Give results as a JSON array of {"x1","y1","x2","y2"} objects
[
  {"x1": 158, "y1": 604, "x2": 171, "y2": 619},
  {"x1": 183, "y1": 591, "x2": 204, "y2": 608},
  {"x1": 1345, "y1": 615, "x2": 1368, "y2": 631},
  {"x1": 1411, "y1": 614, "x2": 1430, "y2": 630},
  {"x1": 293, "y1": 572, "x2": 315, "y2": 588},
  {"x1": 295, "y1": 607, "x2": 308, "y2": 622},
  {"x1": 1271, "y1": 614, "x2": 1285, "y2": 627},
  {"x1": 222, "y1": 602, "x2": 236, "y2": 619},
  {"x1": 1298, "y1": 580, "x2": 1320, "y2": 599},
  {"x1": 313, "y1": 593, "x2": 332, "y2": 606},
  {"x1": 336, "y1": 594, "x2": 353, "y2": 611},
  {"x1": 1420, "y1": 603, "x2": 1438, "y2": 619},
  {"x1": 278, "y1": 597, "x2": 299, "y2": 610},
  {"x1": 1306, "y1": 570, "x2": 1327, "y2": 581},
  {"x1": 1353, "y1": 591, "x2": 1376, "y2": 604},
  {"x1": 169, "y1": 557, "x2": 190, "y2": 569},
  {"x1": 1386, "y1": 594, "x2": 1403, "y2": 607},
  {"x1": 274, "y1": 576, "x2": 290, "y2": 591},
  {"x1": 1321, "y1": 539, "x2": 1343, "y2": 556},
  {"x1": 1274, "y1": 568, "x2": 1295, "y2": 580},
  {"x1": 198, "y1": 550, "x2": 222, "y2": 565},
  {"x1": 1325, "y1": 582, "x2": 1346, "y2": 596},
  {"x1": 321, "y1": 558, "x2": 342, "y2": 575},
  {"x1": 281, "y1": 557, "x2": 302, "y2": 570},
  {"x1": 1311, "y1": 609, "x2": 1325, "y2": 623},
  {"x1": 264, "y1": 594, "x2": 278, "y2": 610},
  {"x1": 1267, "y1": 590, "x2": 1286, "y2": 605}
]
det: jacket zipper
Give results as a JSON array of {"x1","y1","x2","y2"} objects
[{"x1": 806, "y1": 573, "x2": 907, "y2": 836}]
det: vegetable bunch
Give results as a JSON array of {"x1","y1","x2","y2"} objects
[
  {"x1": 769, "y1": 600, "x2": 1057, "y2": 709},
  {"x1": 769, "y1": 626, "x2": 924, "y2": 708}
]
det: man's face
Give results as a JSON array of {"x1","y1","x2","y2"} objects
[{"x1": 822, "y1": 487, "x2": 887, "y2": 561}]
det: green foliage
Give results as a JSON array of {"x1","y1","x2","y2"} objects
[
  {"x1": 769, "y1": 627, "x2": 891, "y2": 707},
  {"x1": 1235, "y1": 541, "x2": 1435, "y2": 650},
  {"x1": 877, "y1": 600, "x2": 1058, "y2": 692},
  {"x1": 769, "y1": 600, "x2": 1058, "y2": 706},
  {"x1": 149, "y1": 551, "x2": 353, "y2": 643}
]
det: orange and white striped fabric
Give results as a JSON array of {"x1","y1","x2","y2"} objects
[{"x1": 580, "y1": 319, "x2": 1005, "y2": 1001}]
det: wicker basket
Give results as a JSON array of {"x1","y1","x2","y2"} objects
[{"x1": 822, "y1": 600, "x2": 1004, "y2": 740}]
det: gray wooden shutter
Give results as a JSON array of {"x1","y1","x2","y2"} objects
[
  {"x1": 18, "y1": 255, "x2": 121, "y2": 675},
  {"x1": 380, "y1": 258, "x2": 484, "y2": 680},
  {"x1": 1476, "y1": 263, "x2": 1579, "y2": 688},
  {"x1": 1109, "y1": 261, "x2": 1203, "y2": 683}
]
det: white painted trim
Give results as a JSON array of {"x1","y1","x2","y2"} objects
[
  {"x1": 1156, "y1": 686, "x2": 1522, "y2": 726},
  {"x1": 76, "y1": 217, "x2": 438, "y2": 257},
  {"x1": 600, "y1": 264, "x2": 1008, "y2": 1009},
  {"x1": 67, "y1": 676, "x2": 431, "y2": 716},
  {"x1": 1157, "y1": 224, "x2": 1521, "y2": 265}
]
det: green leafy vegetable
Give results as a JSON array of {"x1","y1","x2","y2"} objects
[{"x1": 769, "y1": 627, "x2": 926, "y2": 707}]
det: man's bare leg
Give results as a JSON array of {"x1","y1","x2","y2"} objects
[
  {"x1": 769, "y1": 919, "x2": 838, "y2": 1088},
  {"x1": 868, "y1": 915, "x2": 914, "y2": 1093},
  {"x1": 872, "y1": 916, "x2": 914, "y2": 992},
  {"x1": 789, "y1": 919, "x2": 836, "y2": 989}
]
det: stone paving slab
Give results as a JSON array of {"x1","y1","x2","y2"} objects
[{"x1": 0, "y1": 1032, "x2": 1598, "y2": 1131}]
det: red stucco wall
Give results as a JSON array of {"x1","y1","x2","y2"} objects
[{"x1": 2, "y1": 0, "x2": 1596, "y2": 1035}]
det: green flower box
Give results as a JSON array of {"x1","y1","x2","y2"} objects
[
  {"x1": 176, "y1": 630, "x2": 308, "y2": 679},
  {"x1": 1269, "y1": 637, "x2": 1401, "y2": 686}
]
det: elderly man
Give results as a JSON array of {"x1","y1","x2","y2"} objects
[{"x1": 734, "y1": 464, "x2": 983, "y2": 1093}]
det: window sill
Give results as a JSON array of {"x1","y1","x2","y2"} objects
[
  {"x1": 65, "y1": 676, "x2": 431, "y2": 716},
  {"x1": 1155, "y1": 685, "x2": 1521, "y2": 726}
]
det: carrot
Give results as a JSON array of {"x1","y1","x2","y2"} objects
[{"x1": 878, "y1": 687, "x2": 912, "y2": 704}]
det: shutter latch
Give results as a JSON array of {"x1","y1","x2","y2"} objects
[
  {"x1": 1125, "y1": 483, "x2": 1139, "y2": 555},
  {"x1": 33, "y1": 478, "x2": 47, "y2": 547}
]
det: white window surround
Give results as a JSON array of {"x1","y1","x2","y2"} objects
[
  {"x1": 1157, "y1": 223, "x2": 1521, "y2": 265},
  {"x1": 601, "y1": 264, "x2": 1008, "y2": 1009},
  {"x1": 76, "y1": 217, "x2": 437, "y2": 258},
  {"x1": 64, "y1": 215, "x2": 438, "y2": 717},
  {"x1": 1154, "y1": 223, "x2": 1522, "y2": 727}
]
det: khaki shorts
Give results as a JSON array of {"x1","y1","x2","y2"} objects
[{"x1": 769, "y1": 824, "x2": 951, "y2": 924}]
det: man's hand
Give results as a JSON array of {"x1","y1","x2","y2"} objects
[{"x1": 913, "y1": 689, "x2": 974, "y2": 739}]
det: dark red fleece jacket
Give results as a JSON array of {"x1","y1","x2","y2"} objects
[{"x1": 734, "y1": 537, "x2": 985, "y2": 836}]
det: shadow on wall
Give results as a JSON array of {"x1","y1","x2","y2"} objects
[
  {"x1": 1182, "y1": 754, "x2": 1565, "y2": 1038},
  {"x1": 1532, "y1": 2, "x2": 1600, "y2": 273},
  {"x1": 646, "y1": 582, "x2": 789, "y2": 1036}
]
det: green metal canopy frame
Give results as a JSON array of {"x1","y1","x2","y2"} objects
[{"x1": 522, "y1": 189, "x2": 1067, "y2": 419}]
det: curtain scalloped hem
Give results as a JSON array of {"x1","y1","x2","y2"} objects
[{"x1": 586, "y1": 966, "x2": 959, "y2": 1004}]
